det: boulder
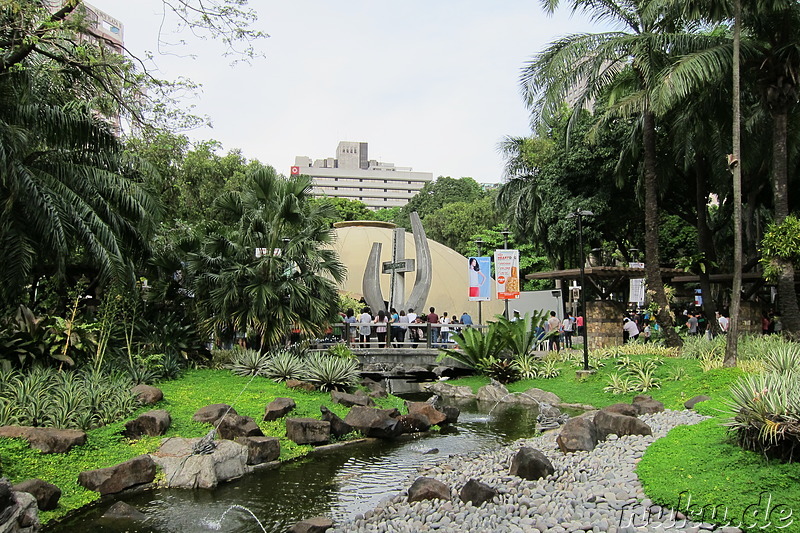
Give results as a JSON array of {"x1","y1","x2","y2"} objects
[
  {"x1": 406, "y1": 402, "x2": 447, "y2": 426},
  {"x1": 0, "y1": 481, "x2": 39, "y2": 533},
  {"x1": 101, "y1": 501, "x2": 147, "y2": 521},
  {"x1": 601, "y1": 403, "x2": 640, "y2": 417},
  {"x1": 509, "y1": 447, "x2": 555, "y2": 481},
  {"x1": 192, "y1": 404, "x2": 238, "y2": 425},
  {"x1": 556, "y1": 417, "x2": 598, "y2": 453},
  {"x1": 363, "y1": 379, "x2": 387, "y2": 397},
  {"x1": 320, "y1": 406, "x2": 352, "y2": 437},
  {"x1": 0, "y1": 426, "x2": 86, "y2": 454},
  {"x1": 78, "y1": 455, "x2": 156, "y2": 495},
  {"x1": 632, "y1": 395, "x2": 665, "y2": 415},
  {"x1": 684, "y1": 395, "x2": 711, "y2": 410},
  {"x1": 343, "y1": 406, "x2": 402, "y2": 439},
  {"x1": 263, "y1": 397, "x2": 296, "y2": 421},
  {"x1": 594, "y1": 410, "x2": 653, "y2": 440},
  {"x1": 407, "y1": 477, "x2": 451, "y2": 502},
  {"x1": 12, "y1": 479, "x2": 60, "y2": 511},
  {"x1": 520, "y1": 388, "x2": 562, "y2": 406},
  {"x1": 330, "y1": 391, "x2": 374, "y2": 408},
  {"x1": 424, "y1": 382, "x2": 476, "y2": 399},
  {"x1": 130, "y1": 384, "x2": 163, "y2": 405},
  {"x1": 234, "y1": 436, "x2": 280, "y2": 465},
  {"x1": 395, "y1": 415, "x2": 430, "y2": 434},
  {"x1": 289, "y1": 516, "x2": 334, "y2": 533},
  {"x1": 368, "y1": 390, "x2": 388, "y2": 399},
  {"x1": 440, "y1": 405, "x2": 460, "y2": 425},
  {"x1": 285, "y1": 418, "x2": 330, "y2": 445},
  {"x1": 123, "y1": 410, "x2": 171, "y2": 439},
  {"x1": 152, "y1": 437, "x2": 248, "y2": 489},
  {"x1": 459, "y1": 479, "x2": 498, "y2": 507},
  {"x1": 476, "y1": 380, "x2": 510, "y2": 403},
  {"x1": 216, "y1": 414, "x2": 264, "y2": 440},
  {"x1": 540, "y1": 404, "x2": 563, "y2": 418},
  {"x1": 286, "y1": 379, "x2": 316, "y2": 392}
]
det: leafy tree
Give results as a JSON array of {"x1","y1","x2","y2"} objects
[
  {"x1": 312, "y1": 197, "x2": 372, "y2": 225},
  {"x1": 371, "y1": 206, "x2": 402, "y2": 224},
  {"x1": 423, "y1": 197, "x2": 499, "y2": 255},
  {"x1": 398, "y1": 176, "x2": 485, "y2": 226}
]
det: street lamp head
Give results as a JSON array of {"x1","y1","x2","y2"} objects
[{"x1": 566, "y1": 210, "x2": 595, "y2": 218}]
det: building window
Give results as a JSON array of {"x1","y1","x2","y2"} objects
[
  {"x1": 359, "y1": 179, "x2": 363, "y2": 183},
  {"x1": 359, "y1": 187, "x2": 363, "y2": 191},
  {"x1": 334, "y1": 177, "x2": 338, "y2": 181}
]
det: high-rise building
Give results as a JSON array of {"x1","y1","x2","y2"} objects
[{"x1": 293, "y1": 142, "x2": 434, "y2": 210}]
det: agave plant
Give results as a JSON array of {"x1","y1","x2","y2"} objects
[
  {"x1": 304, "y1": 353, "x2": 359, "y2": 392},
  {"x1": 437, "y1": 325, "x2": 505, "y2": 370},
  {"x1": 537, "y1": 359, "x2": 561, "y2": 379},
  {"x1": 262, "y1": 350, "x2": 306, "y2": 382},
  {"x1": 226, "y1": 348, "x2": 271, "y2": 377},
  {"x1": 512, "y1": 353, "x2": 540, "y2": 379},
  {"x1": 762, "y1": 345, "x2": 800, "y2": 375},
  {"x1": 604, "y1": 372, "x2": 634, "y2": 395}
]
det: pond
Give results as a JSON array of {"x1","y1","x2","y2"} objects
[{"x1": 49, "y1": 393, "x2": 546, "y2": 533}]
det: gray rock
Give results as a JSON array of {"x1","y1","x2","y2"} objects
[
  {"x1": 509, "y1": 447, "x2": 555, "y2": 481},
  {"x1": 123, "y1": 409, "x2": 171, "y2": 439},
  {"x1": 101, "y1": 501, "x2": 146, "y2": 521},
  {"x1": 12, "y1": 479, "x2": 60, "y2": 511},
  {"x1": 601, "y1": 403, "x2": 640, "y2": 417},
  {"x1": 424, "y1": 382, "x2": 476, "y2": 399},
  {"x1": 556, "y1": 417, "x2": 598, "y2": 453},
  {"x1": 216, "y1": 414, "x2": 264, "y2": 440},
  {"x1": 684, "y1": 395, "x2": 711, "y2": 410},
  {"x1": 520, "y1": 388, "x2": 561, "y2": 405},
  {"x1": 152, "y1": 437, "x2": 248, "y2": 489},
  {"x1": 290, "y1": 516, "x2": 334, "y2": 533},
  {"x1": 78, "y1": 455, "x2": 156, "y2": 495},
  {"x1": 632, "y1": 395, "x2": 665, "y2": 414},
  {"x1": 459, "y1": 479, "x2": 498, "y2": 506},
  {"x1": 130, "y1": 384, "x2": 163, "y2": 405},
  {"x1": 476, "y1": 381, "x2": 511, "y2": 403},
  {"x1": 234, "y1": 436, "x2": 280, "y2": 465},
  {"x1": 320, "y1": 406, "x2": 352, "y2": 437},
  {"x1": 192, "y1": 404, "x2": 237, "y2": 424},
  {"x1": 285, "y1": 418, "x2": 331, "y2": 445},
  {"x1": 330, "y1": 391, "x2": 375, "y2": 408},
  {"x1": 0, "y1": 426, "x2": 86, "y2": 454},
  {"x1": 395, "y1": 415, "x2": 430, "y2": 434},
  {"x1": 440, "y1": 405, "x2": 460, "y2": 425},
  {"x1": 0, "y1": 488, "x2": 38, "y2": 532},
  {"x1": 407, "y1": 477, "x2": 451, "y2": 502},
  {"x1": 593, "y1": 410, "x2": 652, "y2": 440},
  {"x1": 263, "y1": 397, "x2": 296, "y2": 421}
]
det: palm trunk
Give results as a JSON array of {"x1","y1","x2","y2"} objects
[
  {"x1": 725, "y1": 0, "x2": 742, "y2": 367},
  {"x1": 695, "y1": 160, "x2": 720, "y2": 336},
  {"x1": 771, "y1": 110, "x2": 800, "y2": 334},
  {"x1": 642, "y1": 110, "x2": 681, "y2": 347}
]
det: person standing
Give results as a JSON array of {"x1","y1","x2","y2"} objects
[
  {"x1": 576, "y1": 314, "x2": 584, "y2": 337},
  {"x1": 374, "y1": 309, "x2": 389, "y2": 348},
  {"x1": 686, "y1": 313, "x2": 699, "y2": 336},
  {"x1": 623, "y1": 317, "x2": 640, "y2": 343},
  {"x1": 407, "y1": 308, "x2": 419, "y2": 346},
  {"x1": 344, "y1": 308, "x2": 357, "y2": 345},
  {"x1": 547, "y1": 311, "x2": 561, "y2": 352},
  {"x1": 460, "y1": 311, "x2": 473, "y2": 326},
  {"x1": 427, "y1": 307, "x2": 439, "y2": 346},
  {"x1": 439, "y1": 312, "x2": 451, "y2": 346},
  {"x1": 562, "y1": 312, "x2": 574, "y2": 349},
  {"x1": 716, "y1": 311, "x2": 729, "y2": 334},
  {"x1": 389, "y1": 307, "x2": 401, "y2": 347},
  {"x1": 358, "y1": 308, "x2": 372, "y2": 348}
]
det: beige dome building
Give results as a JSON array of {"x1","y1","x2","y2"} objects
[{"x1": 331, "y1": 221, "x2": 505, "y2": 320}]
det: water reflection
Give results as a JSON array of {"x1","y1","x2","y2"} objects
[{"x1": 49, "y1": 395, "x2": 541, "y2": 533}]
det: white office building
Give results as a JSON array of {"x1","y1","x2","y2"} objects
[{"x1": 293, "y1": 142, "x2": 433, "y2": 210}]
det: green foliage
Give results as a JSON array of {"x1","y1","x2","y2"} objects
[
  {"x1": 483, "y1": 358, "x2": 521, "y2": 384},
  {"x1": 303, "y1": 353, "x2": 359, "y2": 392},
  {"x1": 760, "y1": 215, "x2": 800, "y2": 283},
  {"x1": 226, "y1": 348, "x2": 270, "y2": 377},
  {"x1": 496, "y1": 311, "x2": 547, "y2": 359},
  {"x1": 399, "y1": 176, "x2": 485, "y2": 227},
  {"x1": 262, "y1": 350, "x2": 306, "y2": 382},
  {"x1": 313, "y1": 197, "x2": 372, "y2": 225},
  {"x1": 512, "y1": 353, "x2": 540, "y2": 379},
  {"x1": 327, "y1": 343, "x2": 355, "y2": 359},
  {"x1": 437, "y1": 326, "x2": 505, "y2": 370},
  {"x1": 423, "y1": 197, "x2": 499, "y2": 254}
]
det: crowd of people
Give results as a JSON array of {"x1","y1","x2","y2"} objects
[{"x1": 340, "y1": 306, "x2": 476, "y2": 348}]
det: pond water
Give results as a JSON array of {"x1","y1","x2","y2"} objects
[{"x1": 49, "y1": 392, "x2": 545, "y2": 533}]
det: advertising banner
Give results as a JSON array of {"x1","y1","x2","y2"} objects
[
  {"x1": 628, "y1": 262, "x2": 645, "y2": 306},
  {"x1": 494, "y1": 249, "x2": 520, "y2": 300},
  {"x1": 468, "y1": 256, "x2": 491, "y2": 301}
]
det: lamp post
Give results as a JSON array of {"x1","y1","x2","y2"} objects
[
  {"x1": 566, "y1": 210, "x2": 594, "y2": 372},
  {"x1": 475, "y1": 238, "x2": 484, "y2": 325},
  {"x1": 500, "y1": 229, "x2": 511, "y2": 319}
]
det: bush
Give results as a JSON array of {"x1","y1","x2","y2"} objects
[
  {"x1": 303, "y1": 353, "x2": 359, "y2": 391},
  {"x1": 484, "y1": 358, "x2": 521, "y2": 384},
  {"x1": 261, "y1": 350, "x2": 306, "y2": 382},
  {"x1": 225, "y1": 348, "x2": 270, "y2": 377}
]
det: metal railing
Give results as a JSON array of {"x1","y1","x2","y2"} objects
[{"x1": 315, "y1": 322, "x2": 491, "y2": 350}]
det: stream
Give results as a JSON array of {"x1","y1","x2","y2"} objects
[{"x1": 49, "y1": 391, "x2": 545, "y2": 532}]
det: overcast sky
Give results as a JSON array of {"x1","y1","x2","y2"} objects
[{"x1": 90, "y1": 1, "x2": 603, "y2": 184}]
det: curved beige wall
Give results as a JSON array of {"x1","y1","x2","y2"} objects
[{"x1": 331, "y1": 225, "x2": 505, "y2": 320}]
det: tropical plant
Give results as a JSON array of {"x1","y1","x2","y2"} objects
[
  {"x1": 226, "y1": 349, "x2": 271, "y2": 377},
  {"x1": 512, "y1": 353, "x2": 540, "y2": 379},
  {"x1": 667, "y1": 366, "x2": 688, "y2": 381},
  {"x1": 537, "y1": 358, "x2": 562, "y2": 379},
  {"x1": 496, "y1": 311, "x2": 547, "y2": 358},
  {"x1": 604, "y1": 372, "x2": 635, "y2": 395},
  {"x1": 484, "y1": 359, "x2": 521, "y2": 385},
  {"x1": 762, "y1": 344, "x2": 800, "y2": 376},
  {"x1": 262, "y1": 350, "x2": 306, "y2": 383},
  {"x1": 327, "y1": 343, "x2": 355, "y2": 359},
  {"x1": 437, "y1": 325, "x2": 506, "y2": 370},
  {"x1": 303, "y1": 353, "x2": 359, "y2": 392}
]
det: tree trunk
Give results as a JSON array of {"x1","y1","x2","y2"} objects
[
  {"x1": 694, "y1": 159, "x2": 720, "y2": 336},
  {"x1": 642, "y1": 110, "x2": 681, "y2": 347},
  {"x1": 725, "y1": 0, "x2": 742, "y2": 367},
  {"x1": 771, "y1": 110, "x2": 800, "y2": 334}
]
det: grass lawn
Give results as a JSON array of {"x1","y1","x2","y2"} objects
[
  {"x1": 0, "y1": 369, "x2": 405, "y2": 524},
  {"x1": 449, "y1": 350, "x2": 800, "y2": 533}
]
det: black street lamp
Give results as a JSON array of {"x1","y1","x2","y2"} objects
[
  {"x1": 567, "y1": 210, "x2": 594, "y2": 372},
  {"x1": 500, "y1": 229, "x2": 511, "y2": 319},
  {"x1": 475, "y1": 238, "x2": 484, "y2": 325}
]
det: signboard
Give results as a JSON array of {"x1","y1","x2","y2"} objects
[
  {"x1": 468, "y1": 256, "x2": 491, "y2": 301},
  {"x1": 290, "y1": 166, "x2": 301, "y2": 175},
  {"x1": 494, "y1": 249, "x2": 520, "y2": 300},
  {"x1": 629, "y1": 262, "x2": 645, "y2": 306},
  {"x1": 382, "y1": 259, "x2": 415, "y2": 274}
]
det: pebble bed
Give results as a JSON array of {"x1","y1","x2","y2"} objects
[{"x1": 331, "y1": 409, "x2": 742, "y2": 533}]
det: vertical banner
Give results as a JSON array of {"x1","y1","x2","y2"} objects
[
  {"x1": 628, "y1": 262, "x2": 645, "y2": 306},
  {"x1": 494, "y1": 249, "x2": 520, "y2": 300},
  {"x1": 468, "y1": 257, "x2": 491, "y2": 301}
]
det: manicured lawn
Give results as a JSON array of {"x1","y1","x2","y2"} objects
[
  {"x1": 0, "y1": 369, "x2": 404, "y2": 524},
  {"x1": 450, "y1": 351, "x2": 800, "y2": 533}
]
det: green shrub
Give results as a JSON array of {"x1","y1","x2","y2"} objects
[
  {"x1": 303, "y1": 353, "x2": 359, "y2": 391},
  {"x1": 262, "y1": 350, "x2": 306, "y2": 382},
  {"x1": 484, "y1": 358, "x2": 521, "y2": 384},
  {"x1": 437, "y1": 326, "x2": 505, "y2": 370},
  {"x1": 512, "y1": 353, "x2": 539, "y2": 379},
  {"x1": 327, "y1": 343, "x2": 355, "y2": 359},
  {"x1": 226, "y1": 348, "x2": 270, "y2": 377}
]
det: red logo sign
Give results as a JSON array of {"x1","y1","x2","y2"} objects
[{"x1": 290, "y1": 166, "x2": 300, "y2": 175}]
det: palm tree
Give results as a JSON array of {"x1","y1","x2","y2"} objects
[
  {"x1": 187, "y1": 167, "x2": 346, "y2": 349},
  {"x1": 521, "y1": 0, "x2": 694, "y2": 346},
  {"x1": 0, "y1": 65, "x2": 158, "y2": 306}
]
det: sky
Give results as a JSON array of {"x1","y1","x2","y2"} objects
[{"x1": 89, "y1": 1, "x2": 604, "y2": 185}]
